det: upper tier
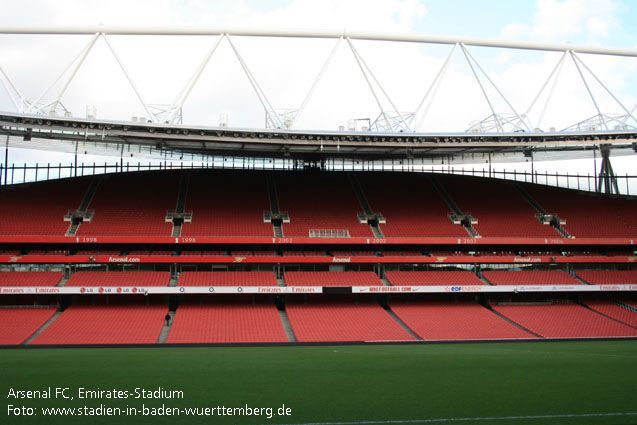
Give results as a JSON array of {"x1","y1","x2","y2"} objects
[{"x1": 0, "y1": 169, "x2": 634, "y2": 240}]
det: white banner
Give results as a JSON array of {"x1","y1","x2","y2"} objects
[
  {"x1": 1, "y1": 285, "x2": 636, "y2": 295},
  {"x1": 351, "y1": 284, "x2": 637, "y2": 293},
  {"x1": 0, "y1": 286, "x2": 323, "y2": 295}
]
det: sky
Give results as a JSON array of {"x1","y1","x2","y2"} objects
[{"x1": 0, "y1": 0, "x2": 636, "y2": 180}]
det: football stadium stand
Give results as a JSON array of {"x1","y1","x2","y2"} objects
[
  {"x1": 181, "y1": 171, "x2": 273, "y2": 237},
  {"x1": 522, "y1": 183, "x2": 637, "y2": 238},
  {"x1": 276, "y1": 171, "x2": 372, "y2": 237},
  {"x1": 0, "y1": 308, "x2": 57, "y2": 345},
  {"x1": 390, "y1": 301, "x2": 534, "y2": 340},
  {"x1": 576, "y1": 270, "x2": 637, "y2": 284},
  {"x1": 284, "y1": 271, "x2": 383, "y2": 286},
  {"x1": 438, "y1": 175, "x2": 558, "y2": 237},
  {"x1": 286, "y1": 297, "x2": 414, "y2": 342},
  {"x1": 482, "y1": 270, "x2": 582, "y2": 286},
  {"x1": 65, "y1": 271, "x2": 171, "y2": 287},
  {"x1": 178, "y1": 271, "x2": 278, "y2": 286},
  {"x1": 166, "y1": 301, "x2": 287, "y2": 343},
  {"x1": 1, "y1": 169, "x2": 636, "y2": 345},
  {"x1": 358, "y1": 173, "x2": 468, "y2": 237},
  {"x1": 77, "y1": 173, "x2": 178, "y2": 236},
  {"x1": 492, "y1": 303, "x2": 637, "y2": 338},
  {"x1": 385, "y1": 270, "x2": 484, "y2": 286},
  {"x1": 0, "y1": 271, "x2": 63, "y2": 287},
  {"x1": 31, "y1": 305, "x2": 167, "y2": 345},
  {"x1": 584, "y1": 301, "x2": 637, "y2": 327},
  {"x1": 0, "y1": 178, "x2": 88, "y2": 236}
]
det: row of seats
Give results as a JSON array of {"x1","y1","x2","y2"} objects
[
  {"x1": 0, "y1": 270, "x2": 635, "y2": 287},
  {"x1": 4, "y1": 171, "x2": 633, "y2": 238},
  {"x1": 492, "y1": 303, "x2": 637, "y2": 338},
  {"x1": 4, "y1": 298, "x2": 635, "y2": 345}
]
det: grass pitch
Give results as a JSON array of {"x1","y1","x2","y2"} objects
[{"x1": 2, "y1": 340, "x2": 637, "y2": 425}]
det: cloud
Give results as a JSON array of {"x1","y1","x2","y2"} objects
[{"x1": 501, "y1": 0, "x2": 619, "y2": 42}]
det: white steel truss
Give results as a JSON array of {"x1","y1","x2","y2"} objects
[{"x1": 0, "y1": 26, "x2": 636, "y2": 133}]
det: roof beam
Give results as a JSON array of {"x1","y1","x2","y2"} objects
[{"x1": 1, "y1": 26, "x2": 637, "y2": 57}]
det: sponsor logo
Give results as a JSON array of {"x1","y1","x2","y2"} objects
[
  {"x1": 36, "y1": 288, "x2": 60, "y2": 294},
  {"x1": 600, "y1": 285, "x2": 621, "y2": 291},
  {"x1": 8, "y1": 256, "x2": 22, "y2": 263},
  {"x1": 2, "y1": 288, "x2": 25, "y2": 294},
  {"x1": 117, "y1": 288, "x2": 122, "y2": 293},
  {"x1": 234, "y1": 257, "x2": 246, "y2": 263},
  {"x1": 513, "y1": 257, "x2": 542, "y2": 263},
  {"x1": 258, "y1": 287, "x2": 283, "y2": 293},
  {"x1": 108, "y1": 257, "x2": 141, "y2": 263},
  {"x1": 332, "y1": 257, "x2": 351, "y2": 263},
  {"x1": 368, "y1": 287, "x2": 413, "y2": 293},
  {"x1": 291, "y1": 287, "x2": 318, "y2": 293},
  {"x1": 436, "y1": 257, "x2": 447, "y2": 263}
]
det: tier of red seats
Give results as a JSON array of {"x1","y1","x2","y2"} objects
[
  {"x1": 584, "y1": 301, "x2": 637, "y2": 327},
  {"x1": 276, "y1": 171, "x2": 372, "y2": 237},
  {"x1": 391, "y1": 301, "x2": 534, "y2": 340},
  {"x1": 522, "y1": 183, "x2": 637, "y2": 238},
  {"x1": 284, "y1": 271, "x2": 382, "y2": 286},
  {"x1": 166, "y1": 303, "x2": 287, "y2": 343},
  {"x1": 332, "y1": 251, "x2": 376, "y2": 257},
  {"x1": 438, "y1": 175, "x2": 558, "y2": 238},
  {"x1": 181, "y1": 170, "x2": 273, "y2": 237},
  {"x1": 65, "y1": 271, "x2": 171, "y2": 287},
  {"x1": 0, "y1": 271, "x2": 63, "y2": 287},
  {"x1": 0, "y1": 178, "x2": 88, "y2": 236},
  {"x1": 482, "y1": 270, "x2": 582, "y2": 286},
  {"x1": 76, "y1": 250, "x2": 121, "y2": 256},
  {"x1": 359, "y1": 173, "x2": 468, "y2": 237},
  {"x1": 77, "y1": 173, "x2": 177, "y2": 236},
  {"x1": 0, "y1": 250, "x2": 20, "y2": 255},
  {"x1": 0, "y1": 308, "x2": 56, "y2": 344},
  {"x1": 2, "y1": 170, "x2": 635, "y2": 239},
  {"x1": 492, "y1": 303, "x2": 637, "y2": 338},
  {"x1": 32, "y1": 305, "x2": 166, "y2": 344},
  {"x1": 381, "y1": 251, "x2": 422, "y2": 257},
  {"x1": 576, "y1": 270, "x2": 637, "y2": 284},
  {"x1": 286, "y1": 299, "x2": 414, "y2": 342},
  {"x1": 282, "y1": 251, "x2": 326, "y2": 257},
  {"x1": 178, "y1": 271, "x2": 277, "y2": 286},
  {"x1": 385, "y1": 271, "x2": 484, "y2": 286}
]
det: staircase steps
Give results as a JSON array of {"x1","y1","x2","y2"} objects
[
  {"x1": 430, "y1": 175, "x2": 480, "y2": 238},
  {"x1": 384, "y1": 307, "x2": 423, "y2": 340},
  {"x1": 156, "y1": 311, "x2": 175, "y2": 344},
  {"x1": 278, "y1": 310, "x2": 298, "y2": 342},
  {"x1": 349, "y1": 173, "x2": 385, "y2": 237},
  {"x1": 65, "y1": 176, "x2": 101, "y2": 236},
  {"x1": 513, "y1": 183, "x2": 570, "y2": 238},
  {"x1": 23, "y1": 310, "x2": 63, "y2": 345}
]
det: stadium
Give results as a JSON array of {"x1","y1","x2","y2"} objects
[{"x1": 1, "y1": 23, "x2": 637, "y2": 425}]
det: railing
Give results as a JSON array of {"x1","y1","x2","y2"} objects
[
  {"x1": 309, "y1": 229, "x2": 351, "y2": 238},
  {"x1": 1, "y1": 160, "x2": 636, "y2": 196}
]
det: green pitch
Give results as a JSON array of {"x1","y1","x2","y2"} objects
[{"x1": 2, "y1": 340, "x2": 637, "y2": 425}]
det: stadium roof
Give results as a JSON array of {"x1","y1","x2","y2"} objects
[{"x1": 1, "y1": 112, "x2": 636, "y2": 161}]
